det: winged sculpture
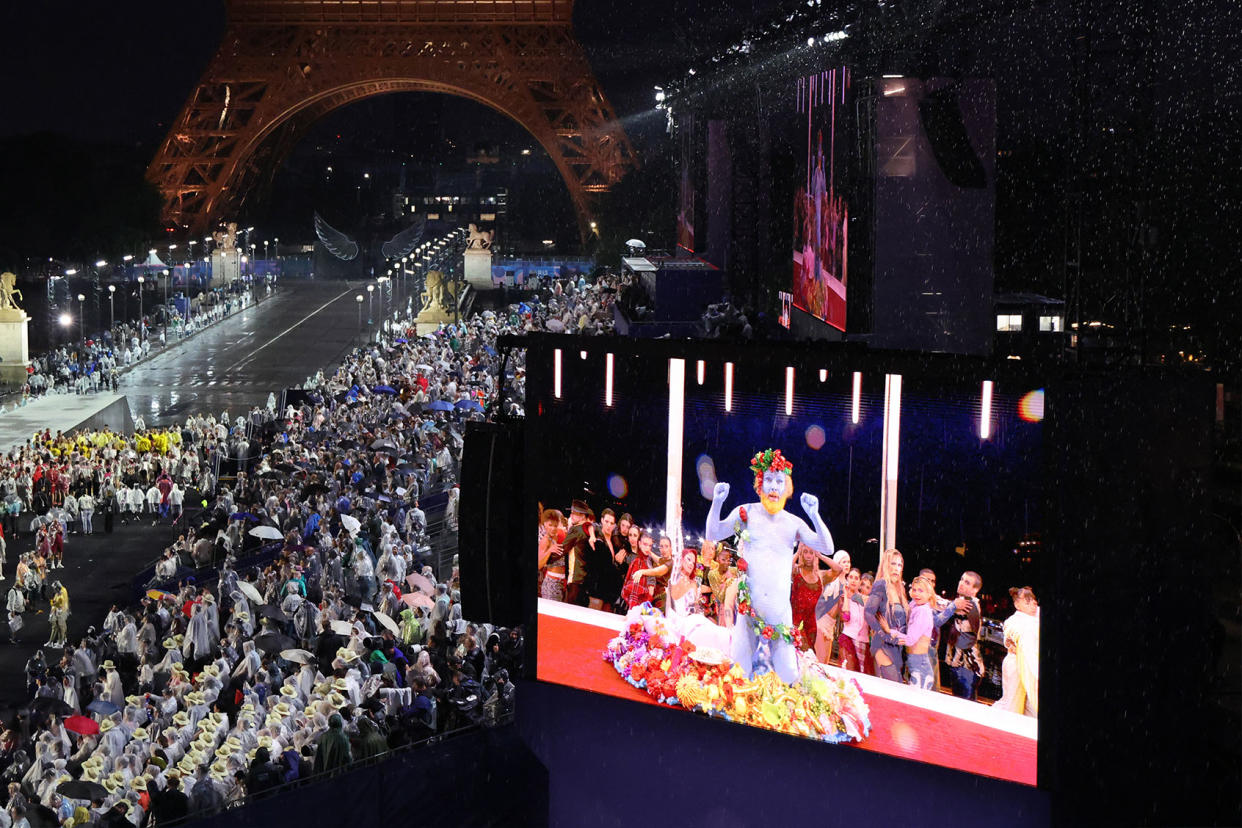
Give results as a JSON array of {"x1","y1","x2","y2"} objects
[{"x1": 314, "y1": 213, "x2": 426, "y2": 263}]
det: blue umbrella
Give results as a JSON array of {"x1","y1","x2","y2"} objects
[
  {"x1": 87, "y1": 699, "x2": 120, "y2": 716},
  {"x1": 374, "y1": 385, "x2": 398, "y2": 395},
  {"x1": 454, "y1": 399, "x2": 484, "y2": 412},
  {"x1": 427, "y1": 400, "x2": 454, "y2": 412},
  {"x1": 229, "y1": 512, "x2": 259, "y2": 522},
  {"x1": 483, "y1": 345, "x2": 497, "y2": 357}
]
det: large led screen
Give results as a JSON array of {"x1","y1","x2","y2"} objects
[
  {"x1": 532, "y1": 346, "x2": 1043, "y2": 785},
  {"x1": 793, "y1": 67, "x2": 850, "y2": 331}
]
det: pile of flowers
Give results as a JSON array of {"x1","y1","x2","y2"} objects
[{"x1": 603, "y1": 606, "x2": 870, "y2": 744}]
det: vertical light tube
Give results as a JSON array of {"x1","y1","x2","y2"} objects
[
  {"x1": 605, "y1": 352, "x2": 614, "y2": 407},
  {"x1": 851, "y1": 371, "x2": 861, "y2": 424},
  {"x1": 696, "y1": 360, "x2": 705, "y2": 385},
  {"x1": 724, "y1": 362, "x2": 734, "y2": 412},
  {"x1": 980, "y1": 380, "x2": 993, "y2": 439},
  {"x1": 667, "y1": 358, "x2": 686, "y2": 556},
  {"x1": 553, "y1": 348, "x2": 562, "y2": 399},
  {"x1": 819, "y1": 369, "x2": 827, "y2": 382},
  {"x1": 579, "y1": 350, "x2": 587, "y2": 360},
  {"x1": 878, "y1": 373, "x2": 902, "y2": 556},
  {"x1": 785, "y1": 366, "x2": 795, "y2": 416}
]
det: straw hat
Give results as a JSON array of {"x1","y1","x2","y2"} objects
[
  {"x1": 131, "y1": 727, "x2": 148, "y2": 740},
  {"x1": 332, "y1": 678, "x2": 350, "y2": 693},
  {"x1": 202, "y1": 664, "x2": 221, "y2": 678},
  {"x1": 131, "y1": 777, "x2": 147, "y2": 791},
  {"x1": 326, "y1": 692, "x2": 346, "y2": 708},
  {"x1": 274, "y1": 702, "x2": 292, "y2": 716},
  {"x1": 125, "y1": 695, "x2": 143, "y2": 706},
  {"x1": 162, "y1": 638, "x2": 178, "y2": 649},
  {"x1": 172, "y1": 712, "x2": 189, "y2": 727},
  {"x1": 165, "y1": 768, "x2": 182, "y2": 781},
  {"x1": 234, "y1": 611, "x2": 250, "y2": 622},
  {"x1": 101, "y1": 777, "x2": 120, "y2": 794},
  {"x1": 101, "y1": 660, "x2": 116, "y2": 671},
  {"x1": 279, "y1": 685, "x2": 297, "y2": 698},
  {"x1": 99, "y1": 719, "x2": 115, "y2": 733}
]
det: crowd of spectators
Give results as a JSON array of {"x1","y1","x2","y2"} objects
[{"x1": 0, "y1": 303, "x2": 535, "y2": 825}]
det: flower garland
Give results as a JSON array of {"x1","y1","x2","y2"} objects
[
  {"x1": 730, "y1": 504, "x2": 806, "y2": 650},
  {"x1": 735, "y1": 575, "x2": 806, "y2": 649},
  {"x1": 602, "y1": 604, "x2": 871, "y2": 744}
]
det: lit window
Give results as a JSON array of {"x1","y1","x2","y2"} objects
[
  {"x1": 1039, "y1": 315, "x2": 1063, "y2": 332},
  {"x1": 996, "y1": 314, "x2": 1023, "y2": 332}
]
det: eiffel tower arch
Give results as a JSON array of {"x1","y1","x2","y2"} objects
[{"x1": 147, "y1": 0, "x2": 637, "y2": 239}]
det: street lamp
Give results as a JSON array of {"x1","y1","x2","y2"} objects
[
  {"x1": 76, "y1": 293, "x2": 85, "y2": 341},
  {"x1": 108, "y1": 285, "x2": 116, "y2": 330},
  {"x1": 162, "y1": 268, "x2": 170, "y2": 340},
  {"x1": 356, "y1": 294, "x2": 364, "y2": 328},
  {"x1": 137, "y1": 275, "x2": 145, "y2": 339},
  {"x1": 264, "y1": 240, "x2": 269, "y2": 259},
  {"x1": 367, "y1": 283, "x2": 375, "y2": 325},
  {"x1": 273, "y1": 238, "x2": 279, "y2": 258}
]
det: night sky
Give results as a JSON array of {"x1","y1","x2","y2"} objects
[{"x1": 1, "y1": 0, "x2": 1239, "y2": 357}]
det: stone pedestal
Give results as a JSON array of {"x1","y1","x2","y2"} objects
[
  {"x1": 211, "y1": 248, "x2": 241, "y2": 288},
  {"x1": 414, "y1": 306, "x2": 455, "y2": 336},
  {"x1": 462, "y1": 248, "x2": 493, "y2": 291},
  {"x1": 0, "y1": 307, "x2": 30, "y2": 386}
]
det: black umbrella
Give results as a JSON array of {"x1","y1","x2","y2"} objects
[
  {"x1": 29, "y1": 697, "x2": 73, "y2": 717},
  {"x1": 58, "y1": 779, "x2": 108, "y2": 801},
  {"x1": 253, "y1": 632, "x2": 296, "y2": 654},
  {"x1": 257, "y1": 604, "x2": 289, "y2": 622},
  {"x1": 339, "y1": 439, "x2": 360, "y2": 450},
  {"x1": 301, "y1": 483, "x2": 329, "y2": 499},
  {"x1": 370, "y1": 438, "x2": 399, "y2": 451},
  {"x1": 274, "y1": 463, "x2": 297, "y2": 473}
]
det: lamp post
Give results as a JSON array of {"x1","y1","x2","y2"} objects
[
  {"x1": 367, "y1": 283, "x2": 375, "y2": 325},
  {"x1": 108, "y1": 285, "x2": 116, "y2": 330},
  {"x1": 264, "y1": 240, "x2": 269, "y2": 260},
  {"x1": 356, "y1": 294, "x2": 364, "y2": 329},
  {"x1": 162, "y1": 269, "x2": 170, "y2": 341},
  {"x1": 137, "y1": 275, "x2": 145, "y2": 339},
  {"x1": 76, "y1": 294, "x2": 85, "y2": 342}
]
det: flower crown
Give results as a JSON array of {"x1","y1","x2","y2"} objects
[{"x1": 750, "y1": 449, "x2": 793, "y2": 490}]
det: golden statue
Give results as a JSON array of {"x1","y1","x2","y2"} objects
[
  {"x1": 0, "y1": 272, "x2": 24, "y2": 312},
  {"x1": 420, "y1": 270, "x2": 454, "y2": 315}
]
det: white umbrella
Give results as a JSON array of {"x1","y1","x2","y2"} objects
[
  {"x1": 340, "y1": 514, "x2": 361, "y2": 535},
  {"x1": 248, "y1": 525, "x2": 283, "y2": 541},
  {"x1": 237, "y1": 581, "x2": 265, "y2": 605},
  {"x1": 625, "y1": 238, "x2": 646, "y2": 249},
  {"x1": 329, "y1": 620, "x2": 354, "y2": 636},
  {"x1": 372, "y1": 611, "x2": 401, "y2": 636},
  {"x1": 279, "y1": 648, "x2": 315, "y2": 665}
]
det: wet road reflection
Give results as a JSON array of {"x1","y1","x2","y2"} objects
[{"x1": 123, "y1": 284, "x2": 380, "y2": 427}]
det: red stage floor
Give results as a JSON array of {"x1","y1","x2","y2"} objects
[{"x1": 538, "y1": 611, "x2": 1036, "y2": 786}]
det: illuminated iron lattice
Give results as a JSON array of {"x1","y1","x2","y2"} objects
[{"x1": 148, "y1": 0, "x2": 636, "y2": 237}]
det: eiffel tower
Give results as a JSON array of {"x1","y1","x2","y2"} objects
[{"x1": 147, "y1": 0, "x2": 636, "y2": 238}]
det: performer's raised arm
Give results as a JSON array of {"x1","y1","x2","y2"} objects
[
  {"x1": 705, "y1": 482, "x2": 740, "y2": 542},
  {"x1": 797, "y1": 492, "x2": 835, "y2": 556}
]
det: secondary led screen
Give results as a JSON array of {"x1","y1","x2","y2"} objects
[{"x1": 792, "y1": 67, "x2": 849, "y2": 331}]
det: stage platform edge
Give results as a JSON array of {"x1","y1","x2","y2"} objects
[{"x1": 0, "y1": 393, "x2": 134, "y2": 451}]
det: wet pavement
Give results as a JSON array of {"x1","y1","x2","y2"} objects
[{"x1": 122, "y1": 282, "x2": 385, "y2": 427}]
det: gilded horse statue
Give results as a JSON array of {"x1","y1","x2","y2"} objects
[{"x1": 0, "y1": 272, "x2": 24, "y2": 311}]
